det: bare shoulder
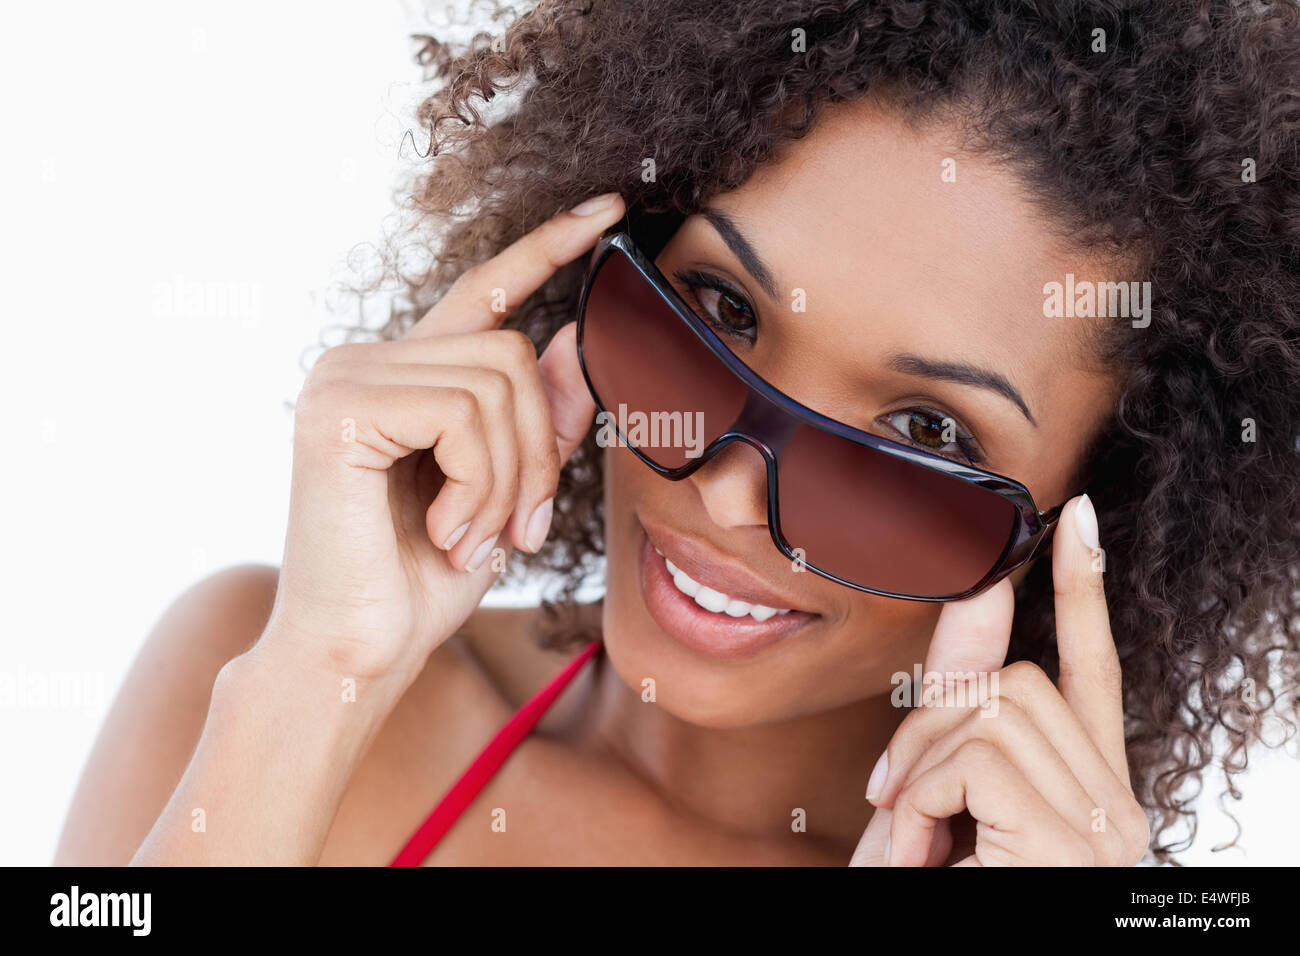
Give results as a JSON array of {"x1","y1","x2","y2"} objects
[
  {"x1": 53, "y1": 563, "x2": 282, "y2": 864},
  {"x1": 52, "y1": 562, "x2": 597, "y2": 865}
]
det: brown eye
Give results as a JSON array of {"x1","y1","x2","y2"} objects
[
  {"x1": 672, "y1": 269, "x2": 758, "y2": 341},
  {"x1": 718, "y1": 293, "x2": 755, "y2": 332},
  {"x1": 880, "y1": 408, "x2": 984, "y2": 465},
  {"x1": 697, "y1": 285, "x2": 756, "y2": 333},
  {"x1": 907, "y1": 410, "x2": 947, "y2": 449}
]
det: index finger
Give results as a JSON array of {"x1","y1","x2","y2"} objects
[
  {"x1": 408, "y1": 192, "x2": 626, "y2": 339},
  {"x1": 1051, "y1": 493, "x2": 1128, "y2": 782}
]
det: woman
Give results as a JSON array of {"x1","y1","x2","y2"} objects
[{"x1": 56, "y1": 0, "x2": 1300, "y2": 865}]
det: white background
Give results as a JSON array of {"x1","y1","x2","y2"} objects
[{"x1": 1, "y1": 1, "x2": 1295, "y2": 866}]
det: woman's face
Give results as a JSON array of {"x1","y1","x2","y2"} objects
[{"x1": 600, "y1": 98, "x2": 1121, "y2": 727}]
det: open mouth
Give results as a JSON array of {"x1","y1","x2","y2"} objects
[
  {"x1": 658, "y1": 550, "x2": 792, "y2": 621},
  {"x1": 636, "y1": 515, "x2": 819, "y2": 661}
]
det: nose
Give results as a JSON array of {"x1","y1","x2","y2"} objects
[{"x1": 688, "y1": 439, "x2": 770, "y2": 531}]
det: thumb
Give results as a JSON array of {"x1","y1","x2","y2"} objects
[
  {"x1": 849, "y1": 807, "x2": 954, "y2": 866},
  {"x1": 922, "y1": 577, "x2": 1015, "y2": 679},
  {"x1": 849, "y1": 807, "x2": 892, "y2": 867},
  {"x1": 538, "y1": 322, "x2": 597, "y2": 463}
]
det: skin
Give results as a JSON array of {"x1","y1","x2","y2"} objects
[{"x1": 55, "y1": 97, "x2": 1147, "y2": 866}]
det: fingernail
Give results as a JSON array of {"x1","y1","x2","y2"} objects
[
  {"x1": 1074, "y1": 494, "x2": 1100, "y2": 552},
  {"x1": 442, "y1": 522, "x2": 471, "y2": 550},
  {"x1": 883, "y1": 835, "x2": 892, "y2": 866},
  {"x1": 569, "y1": 192, "x2": 619, "y2": 216},
  {"x1": 465, "y1": 536, "x2": 497, "y2": 572},
  {"x1": 865, "y1": 751, "x2": 889, "y2": 802},
  {"x1": 525, "y1": 497, "x2": 554, "y2": 552}
]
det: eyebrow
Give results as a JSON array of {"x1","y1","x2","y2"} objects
[
  {"x1": 887, "y1": 354, "x2": 1037, "y2": 426},
  {"x1": 698, "y1": 207, "x2": 1036, "y2": 426},
  {"x1": 700, "y1": 207, "x2": 781, "y2": 301}
]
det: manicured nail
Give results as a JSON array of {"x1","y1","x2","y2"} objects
[
  {"x1": 442, "y1": 522, "x2": 471, "y2": 550},
  {"x1": 525, "y1": 497, "x2": 554, "y2": 552},
  {"x1": 883, "y1": 835, "x2": 892, "y2": 866},
  {"x1": 1074, "y1": 494, "x2": 1100, "y2": 552},
  {"x1": 465, "y1": 536, "x2": 497, "y2": 572},
  {"x1": 569, "y1": 192, "x2": 619, "y2": 216},
  {"x1": 865, "y1": 751, "x2": 889, "y2": 802}
]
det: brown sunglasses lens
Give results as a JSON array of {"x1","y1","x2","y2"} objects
[
  {"x1": 582, "y1": 247, "x2": 746, "y2": 469},
  {"x1": 777, "y1": 425, "x2": 1018, "y2": 597},
  {"x1": 582, "y1": 242, "x2": 1019, "y2": 597}
]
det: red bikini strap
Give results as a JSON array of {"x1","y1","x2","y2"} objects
[{"x1": 388, "y1": 638, "x2": 603, "y2": 867}]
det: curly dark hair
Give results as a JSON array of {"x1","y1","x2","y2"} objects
[{"x1": 342, "y1": 0, "x2": 1300, "y2": 865}]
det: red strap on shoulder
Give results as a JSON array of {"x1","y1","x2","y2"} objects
[{"x1": 388, "y1": 638, "x2": 603, "y2": 867}]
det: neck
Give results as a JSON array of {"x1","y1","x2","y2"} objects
[{"x1": 581, "y1": 638, "x2": 903, "y2": 854}]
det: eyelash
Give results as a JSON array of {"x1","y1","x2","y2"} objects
[
  {"x1": 673, "y1": 269, "x2": 757, "y2": 342},
  {"x1": 671, "y1": 269, "x2": 986, "y2": 467},
  {"x1": 881, "y1": 407, "x2": 986, "y2": 466}
]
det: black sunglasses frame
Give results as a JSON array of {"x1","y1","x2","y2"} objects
[{"x1": 575, "y1": 219, "x2": 1064, "y2": 602}]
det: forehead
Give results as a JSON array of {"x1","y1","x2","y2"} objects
[{"x1": 685, "y1": 97, "x2": 1116, "y2": 421}]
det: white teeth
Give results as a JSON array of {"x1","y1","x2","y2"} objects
[
  {"x1": 724, "y1": 600, "x2": 753, "y2": 617},
  {"x1": 667, "y1": 559, "x2": 701, "y2": 597},
  {"x1": 694, "y1": 586, "x2": 730, "y2": 613},
  {"x1": 658, "y1": 550, "x2": 792, "y2": 620}
]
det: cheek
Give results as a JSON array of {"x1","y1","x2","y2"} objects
[
  {"x1": 600, "y1": 446, "x2": 673, "y2": 600},
  {"x1": 839, "y1": 592, "x2": 943, "y2": 680},
  {"x1": 602, "y1": 444, "x2": 686, "y2": 539},
  {"x1": 601, "y1": 446, "x2": 644, "y2": 538}
]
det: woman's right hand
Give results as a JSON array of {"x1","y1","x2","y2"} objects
[{"x1": 261, "y1": 192, "x2": 626, "y2": 687}]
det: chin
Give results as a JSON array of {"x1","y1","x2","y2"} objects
[{"x1": 595, "y1": 608, "x2": 789, "y2": 728}]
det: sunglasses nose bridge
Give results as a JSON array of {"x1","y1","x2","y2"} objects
[
  {"x1": 705, "y1": 431, "x2": 775, "y2": 469},
  {"x1": 690, "y1": 390, "x2": 798, "y2": 493},
  {"x1": 697, "y1": 391, "x2": 797, "y2": 522},
  {"x1": 726, "y1": 390, "x2": 798, "y2": 456}
]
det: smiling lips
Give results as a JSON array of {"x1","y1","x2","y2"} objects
[
  {"x1": 637, "y1": 517, "x2": 818, "y2": 660},
  {"x1": 656, "y1": 547, "x2": 792, "y2": 622}
]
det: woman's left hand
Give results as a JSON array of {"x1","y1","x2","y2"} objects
[{"x1": 850, "y1": 494, "x2": 1150, "y2": 866}]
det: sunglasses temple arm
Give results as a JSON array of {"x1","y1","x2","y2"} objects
[
  {"x1": 1040, "y1": 503, "x2": 1066, "y2": 527},
  {"x1": 1019, "y1": 503, "x2": 1066, "y2": 566}
]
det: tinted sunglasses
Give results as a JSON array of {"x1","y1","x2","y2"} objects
[{"x1": 574, "y1": 213, "x2": 1063, "y2": 601}]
